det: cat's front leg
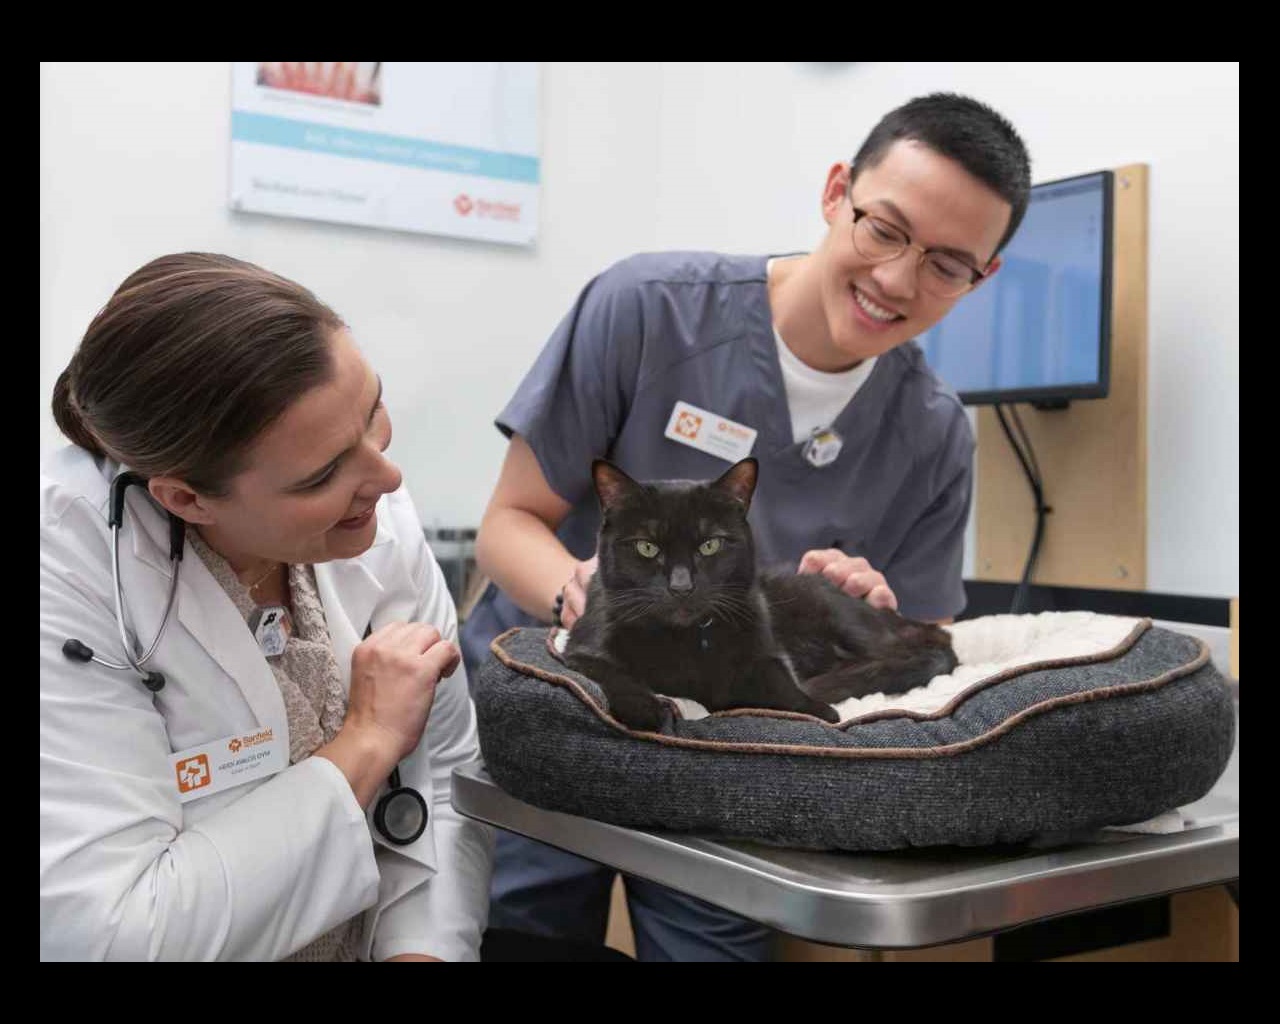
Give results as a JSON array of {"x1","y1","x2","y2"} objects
[
  {"x1": 562, "y1": 651, "x2": 666, "y2": 732},
  {"x1": 737, "y1": 658, "x2": 841, "y2": 723}
]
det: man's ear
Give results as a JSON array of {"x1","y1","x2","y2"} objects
[
  {"x1": 821, "y1": 161, "x2": 850, "y2": 226},
  {"x1": 592, "y1": 460, "x2": 641, "y2": 513},
  {"x1": 971, "y1": 254, "x2": 1002, "y2": 291},
  {"x1": 711, "y1": 458, "x2": 758, "y2": 511},
  {"x1": 148, "y1": 476, "x2": 218, "y2": 525}
]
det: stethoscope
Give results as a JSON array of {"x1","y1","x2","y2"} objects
[
  {"x1": 61, "y1": 472, "x2": 180, "y2": 692},
  {"x1": 363, "y1": 624, "x2": 429, "y2": 847},
  {"x1": 59, "y1": 471, "x2": 428, "y2": 846}
]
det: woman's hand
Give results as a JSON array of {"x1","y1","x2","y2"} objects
[
  {"x1": 347, "y1": 622, "x2": 460, "y2": 761},
  {"x1": 316, "y1": 622, "x2": 459, "y2": 807},
  {"x1": 798, "y1": 549, "x2": 898, "y2": 611}
]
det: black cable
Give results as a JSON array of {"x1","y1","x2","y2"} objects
[
  {"x1": 993, "y1": 403, "x2": 1052, "y2": 615},
  {"x1": 1008, "y1": 404, "x2": 1041, "y2": 485}
]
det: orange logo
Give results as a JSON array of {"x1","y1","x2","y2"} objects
[
  {"x1": 176, "y1": 754, "x2": 211, "y2": 793},
  {"x1": 675, "y1": 412, "x2": 702, "y2": 439},
  {"x1": 228, "y1": 739, "x2": 242, "y2": 753},
  {"x1": 453, "y1": 194, "x2": 474, "y2": 216}
]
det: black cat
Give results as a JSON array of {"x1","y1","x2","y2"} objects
[{"x1": 562, "y1": 458, "x2": 958, "y2": 731}]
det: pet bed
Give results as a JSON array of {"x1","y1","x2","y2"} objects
[{"x1": 470, "y1": 613, "x2": 1235, "y2": 850}]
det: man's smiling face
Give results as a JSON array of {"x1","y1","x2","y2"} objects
[{"x1": 814, "y1": 139, "x2": 1013, "y2": 367}]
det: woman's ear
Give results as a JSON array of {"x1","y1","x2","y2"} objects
[{"x1": 148, "y1": 476, "x2": 217, "y2": 525}]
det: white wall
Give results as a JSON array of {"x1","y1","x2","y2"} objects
[{"x1": 40, "y1": 62, "x2": 1238, "y2": 600}]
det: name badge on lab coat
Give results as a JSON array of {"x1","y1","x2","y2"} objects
[
  {"x1": 170, "y1": 727, "x2": 288, "y2": 804},
  {"x1": 664, "y1": 400, "x2": 758, "y2": 463}
]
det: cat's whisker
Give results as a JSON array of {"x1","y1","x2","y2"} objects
[
  {"x1": 707, "y1": 595, "x2": 752, "y2": 628},
  {"x1": 610, "y1": 598, "x2": 662, "y2": 627}
]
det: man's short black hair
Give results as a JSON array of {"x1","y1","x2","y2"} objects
[{"x1": 851, "y1": 93, "x2": 1032, "y2": 258}]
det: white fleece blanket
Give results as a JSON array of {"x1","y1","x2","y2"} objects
[
  {"x1": 551, "y1": 611, "x2": 1143, "y2": 722},
  {"x1": 554, "y1": 611, "x2": 1190, "y2": 833}
]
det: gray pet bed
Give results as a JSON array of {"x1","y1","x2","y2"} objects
[{"x1": 470, "y1": 614, "x2": 1235, "y2": 851}]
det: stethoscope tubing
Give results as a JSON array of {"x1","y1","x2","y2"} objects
[
  {"x1": 110, "y1": 518, "x2": 180, "y2": 674},
  {"x1": 66, "y1": 472, "x2": 427, "y2": 844}
]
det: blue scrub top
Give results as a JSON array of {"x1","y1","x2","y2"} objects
[{"x1": 461, "y1": 251, "x2": 974, "y2": 670}]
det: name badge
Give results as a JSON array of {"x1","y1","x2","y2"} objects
[
  {"x1": 170, "y1": 726, "x2": 288, "y2": 804},
  {"x1": 664, "y1": 401, "x2": 757, "y2": 464},
  {"x1": 248, "y1": 605, "x2": 293, "y2": 658}
]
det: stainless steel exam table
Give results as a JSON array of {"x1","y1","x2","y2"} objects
[{"x1": 452, "y1": 684, "x2": 1238, "y2": 950}]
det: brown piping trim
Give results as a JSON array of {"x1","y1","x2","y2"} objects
[{"x1": 487, "y1": 621, "x2": 1212, "y2": 760}]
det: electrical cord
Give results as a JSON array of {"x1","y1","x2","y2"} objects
[
  {"x1": 1009, "y1": 404, "x2": 1041, "y2": 483},
  {"x1": 993, "y1": 403, "x2": 1052, "y2": 614}
]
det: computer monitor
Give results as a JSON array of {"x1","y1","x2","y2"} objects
[{"x1": 917, "y1": 169, "x2": 1114, "y2": 407}]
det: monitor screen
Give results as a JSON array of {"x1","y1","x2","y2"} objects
[{"x1": 917, "y1": 169, "x2": 1113, "y2": 406}]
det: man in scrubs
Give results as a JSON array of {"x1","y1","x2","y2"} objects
[{"x1": 462, "y1": 92, "x2": 1033, "y2": 961}]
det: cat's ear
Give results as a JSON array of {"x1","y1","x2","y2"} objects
[
  {"x1": 592, "y1": 459, "x2": 641, "y2": 512},
  {"x1": 712, "y1": 458, "x2": 758, "y2": 510}
]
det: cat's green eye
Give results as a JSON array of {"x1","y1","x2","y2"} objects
[
  {"x1": 634, "y1": 540, "x2": 661, "y2": 559},
  {"x1": 698, "y1": 537, "x2": 723, "y2": 557}
]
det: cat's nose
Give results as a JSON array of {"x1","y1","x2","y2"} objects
[{"x1": 668, "y1": 566, "x2": 694, "y2": 595}]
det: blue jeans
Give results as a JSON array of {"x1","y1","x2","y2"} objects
[{"x1": 488, "y1": 829, "x2": 774, "y2": 962}]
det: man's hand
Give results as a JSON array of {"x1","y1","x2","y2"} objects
[
  {"x1": 556, "y1": 556, "x2": 598, "y2": 630},
  {"x1": 798, "y1": 549, "x2": 898, "y2": 611}
]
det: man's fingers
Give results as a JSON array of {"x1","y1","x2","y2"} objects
[
  {"x1": 561, "y1": 577, "x2": 586, "y2": 629},
  {"x1": 799, "y1": 548, "x2": 842, "y2": 573},
  {"x1": 863, "y1": 584, "x2": 899, "y2": 612},
  {"x1": 575, "y1": 555, "x2": 599, "y2": 584},
  {"x1": 823, "y1": 562, "x2": 864, "y2": 592},
  {"x1": 564, "y1": 577, "x2": 588, "y2": 614},
  {"x1": 558, "y1": 557, "x2": 597, "y2": 629}
]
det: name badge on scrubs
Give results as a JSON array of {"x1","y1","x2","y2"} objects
[
  {"x1": 664, "y1": 400, "x2": 757, "y2": 463},
  {"x1": 803, "y1": 427, "x2": 844, "y2": 468},
  {"x1": 170, "y1": 727, "x2": 287, "y2": 804}
]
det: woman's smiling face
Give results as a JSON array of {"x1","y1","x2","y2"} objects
[{"x1": 193, "y1": 327, "x2": 404, "y2": 570}]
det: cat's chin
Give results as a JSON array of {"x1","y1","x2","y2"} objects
[{"x1": 664, "y1": 605, "x2": 709, "y2": 628}]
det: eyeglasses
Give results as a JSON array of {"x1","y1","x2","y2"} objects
[{"x1": 846, "y1": 186, "x2": 990, "y2": 299}]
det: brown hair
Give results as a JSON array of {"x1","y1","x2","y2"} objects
[{"x1": 51, "y1": 253, "x2": 343, "y2": 495}]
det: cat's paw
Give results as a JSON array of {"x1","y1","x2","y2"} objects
[
  {"x1": 608, "y1": 693, "x2": 666, "y2": 732},
  {"x1": 797, "y1": 696, "x2": 841, "y2": 724}
]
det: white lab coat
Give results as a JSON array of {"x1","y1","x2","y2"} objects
[{"x1": 40, "y1": 446, "x2": 494, "y2": 961}]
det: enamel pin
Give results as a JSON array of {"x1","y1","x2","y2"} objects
[{"x1": 802, "y1": 427, "x2": 843, "y2": 468}]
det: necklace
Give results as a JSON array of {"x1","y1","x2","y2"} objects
[{"x1": 242, "y1": 562, "x2": 282, "y2": 593}]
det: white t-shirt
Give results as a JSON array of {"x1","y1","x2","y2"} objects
[
  {"x1": 773, "y1": 327, "x2": 878, "y2": 444},
  {"x1": 766, "y1": 256, "x2": 878, "y2": 443}
]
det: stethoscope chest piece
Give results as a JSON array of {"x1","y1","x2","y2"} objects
[
  {"x1": 361, "y1": 622, "x2": 428, "y2": 846},
  {"x1": 373, "y1": 766, "x2": 428, "y2": 846}
]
